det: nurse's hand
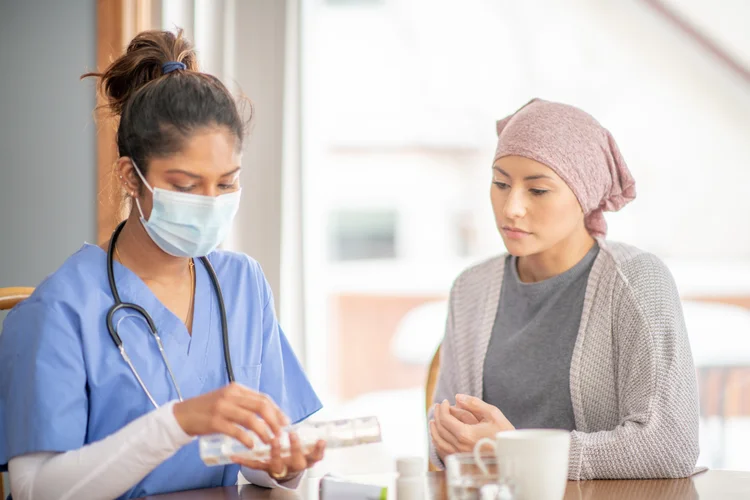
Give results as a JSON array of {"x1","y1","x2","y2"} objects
[
  {"x1": 173, "y1": 382, "x2": 290, "y2": 450},
  {"x1": 231, "y1": 433, "x2": 327, "y2": 481}
]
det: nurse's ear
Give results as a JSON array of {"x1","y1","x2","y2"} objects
[{"x1": 115, "y1": 157, "x2": 141, "y2": 198}]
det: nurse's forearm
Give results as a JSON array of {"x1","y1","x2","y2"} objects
[{"x1": 8, "y1": 401, "x2": 192, "y2": 500}]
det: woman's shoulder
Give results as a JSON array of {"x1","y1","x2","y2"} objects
[
  {"x1": 598, "y1": 241, "x2": 674, "y2": 285},
  {"x1": 206, "y1": 249, "x2": 264, "y2": 279},
  {"x1": 21, "y1": 244, "x2": 107, "y2": 307},
  {"x1": 2, "y1": 244, "x2": 104, "y2": 343},
  {"x1": 206, "y1": 249, "x2": 271, "y2": 300},
  {"x1": 451, "y1": 254, "x2": 508, "y2": 294},
  {"x1": 597, "y1": 241, "x2": 680, "y2": 313}
]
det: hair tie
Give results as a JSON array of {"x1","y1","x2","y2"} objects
[{"x1": 162, "y1": 61, "x2": 186, "y2": 74}]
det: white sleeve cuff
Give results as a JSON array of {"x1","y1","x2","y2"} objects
[{"x1": 160, "y1": 400, "x2": 195, "y2": 448}]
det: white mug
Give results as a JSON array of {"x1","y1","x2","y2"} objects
[{"x1": 474, "y1": 429, "x2": 570, "y2": 500}]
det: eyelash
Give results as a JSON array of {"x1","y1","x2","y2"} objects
[
  {"x1": 172, "y1": 184, "x2": 236, "y2": 192},
  {"x1": 492, "y1": 181, "x2": 549, "y2": 196}
]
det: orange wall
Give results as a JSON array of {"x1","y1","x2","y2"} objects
[{"x1": 331, "y1": 294, "x2": 445, "y2": 400}]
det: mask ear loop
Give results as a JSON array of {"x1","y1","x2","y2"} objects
[
  {"x1": 130, "y1": 159, "x2": 154, "y2": 222},
  {"x1": 130, "y1": 159, "x2": 154, "y2": 193},
  {"x1": 134, "y1": 198, "x2": 147, "y2": 221}
]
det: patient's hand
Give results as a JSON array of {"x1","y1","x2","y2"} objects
[
  {"x1": 429, "y1": 395, "x2": 514, "y2": 460},
  {"x1": 448, "y1": 405, "x2": 479, "y2": 425}
]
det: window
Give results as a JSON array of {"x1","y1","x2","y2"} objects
[
  {"x1": 301, "y1": 0, "x2": 750, "y2": 473},
  {"x1": 328, "y1": 210, "x2": 398, "y2": 262}
]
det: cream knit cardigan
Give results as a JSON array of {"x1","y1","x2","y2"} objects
[{"x1": 428, "y1": 241, "x2": 701, "y2": 480}]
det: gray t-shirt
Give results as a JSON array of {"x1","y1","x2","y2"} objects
[{"x1": 482, "y1": 243, "x2": 599, "y2": 431}]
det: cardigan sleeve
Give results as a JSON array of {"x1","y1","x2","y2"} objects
[
  {"x1": 427, "y1": 275, "x2": 462, "y2": 469},
  {"x1": 568, "y1": 253, "x2": 700, "y2": 480}
]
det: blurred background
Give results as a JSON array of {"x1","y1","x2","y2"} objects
[{"x1": 1, "y1": 0, "x2": 750, "y2": 491}]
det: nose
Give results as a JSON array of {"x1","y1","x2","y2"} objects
[{"x1": 503, "y1": 188, "x2": 527, "y2": 220}]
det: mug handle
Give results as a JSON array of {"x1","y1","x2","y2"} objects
[{"x1": 473, "y1": 437, "x2": 496, "y2": 477}]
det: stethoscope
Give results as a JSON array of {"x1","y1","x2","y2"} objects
[{"x1": 106, "y1": 221, "x2": 235, "y2": 408}]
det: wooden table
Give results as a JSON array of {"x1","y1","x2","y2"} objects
[{"x1": 137, "y1": 469, "x2": 750, "y2": 499}]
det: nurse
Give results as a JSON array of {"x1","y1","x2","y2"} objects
[{"x1": 0, "y1": 29, "x2": 324, "y2": 499}]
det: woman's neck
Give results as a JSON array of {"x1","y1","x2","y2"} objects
[
  {"x1": 113, "y1": 211, "x2": 192, "y2": 286},
  {"x1": 516, "y1": 230, "x2": 596, "y2": 283}
]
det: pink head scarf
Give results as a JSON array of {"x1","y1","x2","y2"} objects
[{"x1": 494, "y1": 98, "x2": 636, "y2": 238}]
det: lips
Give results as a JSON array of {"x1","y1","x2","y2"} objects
[{"x1": 502, "y1": 226, "x2": 531, "y2": 239}]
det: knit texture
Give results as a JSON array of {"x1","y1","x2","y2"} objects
[{"x1": 428, "y1": 241, "x2": 701, "y2": 480}]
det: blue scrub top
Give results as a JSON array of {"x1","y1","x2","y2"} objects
[{"x1": 0, "y1": 244, "x2": 322, "y2": 499}]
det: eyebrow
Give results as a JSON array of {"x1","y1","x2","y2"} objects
[
  {"x1": 165, "y1": 167, "x2": 242, "y2": 179},
  {"x1": 493, "y1": 166, "x2": 553, "y2": 181},
  {"x1": 221, "y1": 167, "x2": 242, "y2": 178}
]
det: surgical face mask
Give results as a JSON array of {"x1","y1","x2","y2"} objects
[{"x1": 131, "y1": 161, "x2": 241, "y2": 258}]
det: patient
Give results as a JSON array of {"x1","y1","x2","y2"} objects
[{"x1": 428, "y1": 98, "x2": 700, "y2": 480}]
